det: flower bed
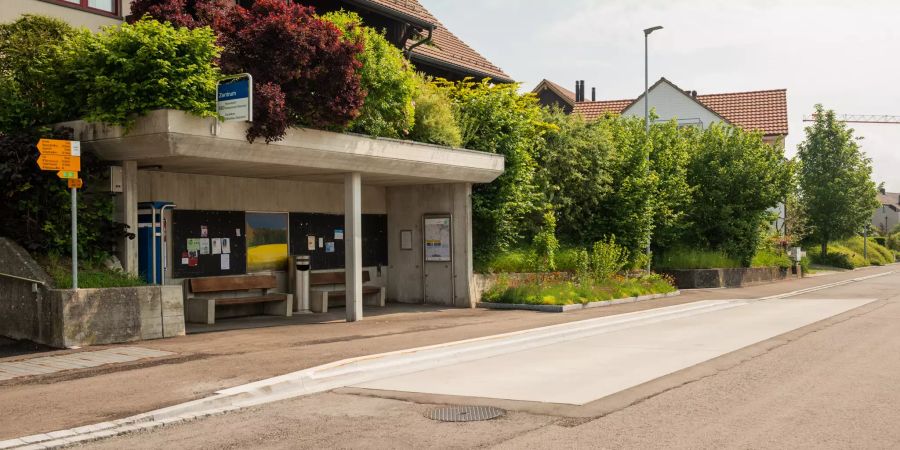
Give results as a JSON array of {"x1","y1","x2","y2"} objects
[{"x1": 480, "y1": 273, "x2": 676, "y2": 307}]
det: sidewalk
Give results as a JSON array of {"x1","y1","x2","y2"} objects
[{"x1": 0, "y1": 265, "x2": 895, "y2": 440}]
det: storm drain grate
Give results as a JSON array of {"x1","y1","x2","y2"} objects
[{"x1": 427, "y1": 405, "x2": 506, "y2": 422}]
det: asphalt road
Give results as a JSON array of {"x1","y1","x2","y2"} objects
[{"x1": 81, "y1": 269, "x2": 900, "y2": 449}]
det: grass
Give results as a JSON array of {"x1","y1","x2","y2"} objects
[
  {"x1": 39, "y1": 255, "x2": 146, "y2": 289},
  {"x1": 476, "y1": 246, "x2": 584, "y2": 273},
  {"x1": 653, "y1": 248, "x2": 741, "y2": 270},
  {"x1": 482, "y1": 273, "x2": 676, "y2": 306},
  {"x1": 807, "y1": 237, "x2": 896, "y2": 269}
]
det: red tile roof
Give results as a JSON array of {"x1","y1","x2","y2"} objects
[
  {"x1": 572, "y1": 99, "x2": 633, "y2": 119},
  {"x1": 879, "y1": 192, "x2": 900, "y2": 206},
  {"x1": 571, "y1": 83, "x2": 789, "y2": 136},
  {"x1": 695, "y1": 90, "x2": 788, "y2": 136},
  {"x1": 364, "y1": 0, "x2": 512, "y2": 82}
]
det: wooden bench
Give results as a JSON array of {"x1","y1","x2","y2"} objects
[
  {"x1": 309, "y1": 271, "x2": 386, "y2": 313},
  {"x1": 185, "y1": 275, "x2": 293, "y2": 324}
]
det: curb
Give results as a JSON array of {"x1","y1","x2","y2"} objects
[{"x1": 476, "y1": 291, "x2": 681, "y2": 313}]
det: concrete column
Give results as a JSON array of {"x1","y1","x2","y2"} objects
[
  {"x1": 451, "y1": 183, "x2": 474, "y2": 307},
  {"x1": 344, "y1": 172, "x2": 363, "y2": 322},
  {"x1": 119, "y1": 161, "x2": 139, "y2": 276}
]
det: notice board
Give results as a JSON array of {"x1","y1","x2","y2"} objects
[
  {"x1": 289, "y1": 213, "x2": 387, "y2": 270},
  {"x1": 172, "y1": 210, "x2": 246, "y2": 278}
]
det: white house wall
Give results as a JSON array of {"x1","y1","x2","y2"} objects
[{"x1": 622, "y1": 82, "x2": 722, "y2": 129}]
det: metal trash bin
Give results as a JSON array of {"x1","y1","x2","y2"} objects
[{"x1": 289, "y1": 255, "x2": 311, "y2": 312}]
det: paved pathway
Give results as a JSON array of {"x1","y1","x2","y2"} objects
[
  {"x1": 356, "y1": 297, "x2": 873, "y2": 404},
  {"x1": 0, "y1": 347, "x2": 174, "y2": 381}
]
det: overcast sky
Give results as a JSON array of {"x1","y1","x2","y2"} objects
[{"x1": 424, "y1": 0, "x2": 900, "y2": 191}]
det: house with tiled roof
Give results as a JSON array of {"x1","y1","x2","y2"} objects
[
  {"x1": 532, "y1": 79, "x2": 577, "y2": 113},
  {"x1": 303, "y1": 0, "x2": 513, "y2": 83},
  {"x1": 874, "y1": 190, "x2": 900, "y2": 234},
  {"x1": 536, "y1": 77, "x2": 789, "y2": 144}
]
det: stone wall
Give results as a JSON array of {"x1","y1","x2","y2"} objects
[{"x1": 660, "y1": 267, "x2": 790, "y2": 289}]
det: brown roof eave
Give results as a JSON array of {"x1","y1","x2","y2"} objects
[
  {"x1": 410, "y1": 52, "x2": 515, "y2": 84},
  {"x1": 342, "y1": 0, "x2": 435, "y2": 30}
]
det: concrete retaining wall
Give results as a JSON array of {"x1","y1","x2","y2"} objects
[
  {"x1": 660, "y1": 267, "x2": 789, "y2": 289},
  {"x1": 52, "y1": 286, "x2": 185, "y2": 348},
  {"x1": 473, "y1": 272, "x2": 573, "y2": 303},
  {"x1": 0, "y1": 237, "x2": 184, "y2": 348}
]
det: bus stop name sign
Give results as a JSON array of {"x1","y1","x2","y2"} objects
[{"x1": 217, "y1": 77, "x2": 252, "y2": 122}]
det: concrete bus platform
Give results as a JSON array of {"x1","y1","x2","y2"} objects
[{"x1": 354, "y1": 297, "x2": 876, "y2": 405}]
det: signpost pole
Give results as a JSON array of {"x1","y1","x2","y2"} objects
[{"x1": 71, "y1": 187, "x2": 78, "y2": 289}]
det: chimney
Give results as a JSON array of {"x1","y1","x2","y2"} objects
[
  {"x1": 592, "y1": 87, "x2": 596, "y2": 102},
  {"x1": 574, "y1": 81, "x2": 579, "y2": 102},
  {"x1": 692, "y1": 90, "x2": 698, "y2": 98}
]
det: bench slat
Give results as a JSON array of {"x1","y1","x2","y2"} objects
[
  {"x1": 191, "y1": 275, "x2": 277, "y2": 293},
  {"x1": 213, "y1": 294, "x2": 287, "y2": 306},
  {"x1": 309, "y1": 271, "x2": 372, "y2": 286}
]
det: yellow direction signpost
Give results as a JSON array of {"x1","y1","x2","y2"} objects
[{"x1": 35, "y1": 139, "x2": 82, "y2": 288}]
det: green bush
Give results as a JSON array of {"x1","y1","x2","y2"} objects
[
  {"x1": 654, "y1": 248, "x2": 741, "y2": 270},
  {"x1": 532, "y1": 210, "x2": 558, "y2": 272},
  {"x1": 63, "y1": 18, "x2": 221, "y2": 128},
  {"x1": 0, "y1": 15, "x2": 79, "y2": 132},
  {"x1": 808, "y1": 244, "x2": 866, "y2": 269},
  {"x1": 438, "y1": 79, "x2": 545, "y2": 258},
  {"x1": 408, "y1": 74, "x2": 462, "y2": 147},
  {"x1": 323, "y1": 11, "x2": 416, "y2": 139},
  {"x1": 590, "y1": 235, "x2": 628, "y2": 279},
  {"x1": 887, "y1": 233, "x2": 900, "y2": 251},
  {"x1": 841, "y1": 236, "x2": 894, "y2": 266},
  {"x1": 751, "y1": 249, "x2": 792, "y2": 269}
]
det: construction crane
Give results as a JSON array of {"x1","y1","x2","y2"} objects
[{"x1": 802, "y1": 114, "x2": 900, "y2": 124}]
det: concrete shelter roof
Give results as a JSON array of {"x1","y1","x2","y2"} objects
[{"x1": 61, "y1": 110, "x2": 504, "y2": 186}]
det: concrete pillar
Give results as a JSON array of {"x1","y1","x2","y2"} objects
[
  {"x1": 344, "y1": 172, "x2": 363, "y2": 322},
  {"x1": 451, "y1": 183, "x2": 474, "y2": 307},
  {"x1": 119, "y1": 161, "x2": 139, "y2": 276}
]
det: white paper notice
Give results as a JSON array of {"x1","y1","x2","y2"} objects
[
  {"x1": 221, "y1": 253, "x2": 230, "y2": 270},
  {"x1": 211, "y1": 238, "x2": 222, "y2": 255},
  {"x1": 181, "y1": 257, "x2": 189, "y2": 265},
  {"x1": 236, "y1": 228, "x2": 241, "y2": 237},
  {"x1": 318, "y1": 237, "x2": 324, "y2": 248},
  {"x1": 199, "y1": 238, "x2": 211, "y2": 255},
  {"x1": 222, "y1": 238, "x2": 231, "y2": 254}
]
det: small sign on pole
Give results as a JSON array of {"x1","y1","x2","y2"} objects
[
  {"x1": 35, "y1": 138, "x2": 81, "y2": 289},
  {"x1": 216, "y1": 74, "x2": 253, "y2": 122}
]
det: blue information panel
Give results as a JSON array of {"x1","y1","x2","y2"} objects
[{"x1": 217, "y1": 78, "x2": 251, "y2": 121}]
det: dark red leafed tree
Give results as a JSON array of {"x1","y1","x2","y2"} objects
[
  {"x1": 127, "y1": 0, "x2": 229, "y2": 28},
  {"x1": 218, "y1": 0, "x2": 364, "y2": 141},
  {"x1": 128, "y1": 0, "x2": 365, "y2": 143}
]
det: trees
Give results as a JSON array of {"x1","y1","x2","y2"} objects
[
  {"x1": 129, "y1": 0, "x2": 366, "y2": 143},
  {"x1": 437, "y1": 79, "x2": 545, "y2": 258},
  {"x1": 798, "y1": 104, "x2": 880, "y2": 255},
  {"x1": 217, "y1": 0, "x2": 364, "y2": 143},
  {"x1": 0, "y1": 15, "x2": 78, "y2": 133},
  {"x1": 323, "y1": 11, "x2": 416, "y2": 139},
  {"x1": 683, "y1": 124, "x2": 792, "y2": 265}
]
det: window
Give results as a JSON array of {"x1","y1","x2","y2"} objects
[{"x1": 44, "y1": 0, "x2": 119, "y2": 16}]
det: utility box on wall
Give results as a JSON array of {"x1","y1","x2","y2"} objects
[{"x1": 109, "y1": 165, "x2": 123, "y2": 193}]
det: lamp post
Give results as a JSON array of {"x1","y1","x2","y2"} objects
[{"x1": 644, "y1": 25, "x2": 662, "y2": 272}]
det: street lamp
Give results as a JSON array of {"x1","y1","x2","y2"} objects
[{"x1": 644, "y1": 25, "x2": 662, "y2": 272}]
